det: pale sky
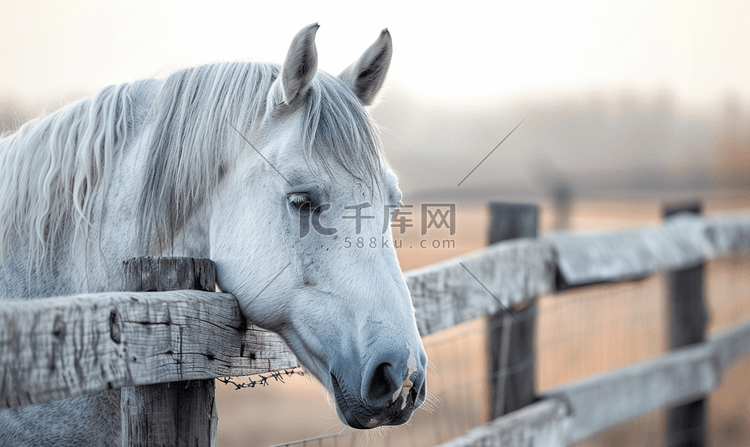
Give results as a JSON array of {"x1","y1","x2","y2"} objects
[{"x1": 1, "y1": 0, "x2": 749, "y2": 109}]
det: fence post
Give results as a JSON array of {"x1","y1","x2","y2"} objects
[
  {"x1": 487, "y1": 202, "x2": 538, "y2": 419},
  {"x1": 120, "y1": 257, "x2": 219, "y2": 447},
  {"x1": 663, "y1": 202, "x2": 707, "y2": 447}
]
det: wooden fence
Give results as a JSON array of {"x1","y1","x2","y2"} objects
[{"x1": 1, "y1": 206, "x2": 750, "y2": 446}]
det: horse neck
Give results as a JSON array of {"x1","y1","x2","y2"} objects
[
  {"x1": 91, "y1": 117, "x2": 214, "y2": 292},
  {"x1": 0, "y1": 127, "x2": 138, "y2": 299},
  {"x1": 0, "y1": 81, "x2": 211, "y2": 299}
]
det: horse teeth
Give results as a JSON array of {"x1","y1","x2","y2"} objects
[
  {"x1": 391, "y1": 385, "x2": 403, "y2": 403},
  {"x1": 392, "y1": 344, "x2": 419, "y2": 409},
  {"x1": 399, "y1": 383, "x2": 411, "y2": 410}
]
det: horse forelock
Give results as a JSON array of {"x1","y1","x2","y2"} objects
[{"x1": 301, "y1": 72, "x2": 386, "y2": 193}]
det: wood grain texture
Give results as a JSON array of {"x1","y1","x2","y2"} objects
[
  {"x1": 0, "y1": 290, "x2": 297, "y2": 410},
  {"x1": 121, "y1": 380, "x2": 218, "y2": 447},
  {"x1": 122, "y1": 257, "x2": 217, "y2": 293},
  {"x1": 405, "y1": 238, "x2": 556, "y2": 336},
  {"x1": 121, "y1": 256, "x2": 219, "y2": 447},
  {"x1": 551, "y1": 213, "x2": 750, "y2": 286}
]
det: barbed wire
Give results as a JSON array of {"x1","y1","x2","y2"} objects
[{"x1": 217, "y1": 368, "x2": 304, "y2": 390}]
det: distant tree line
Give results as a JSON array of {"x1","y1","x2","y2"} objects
[{"x1": 712, "y1": 96, "x2": 750, "y2": 188}]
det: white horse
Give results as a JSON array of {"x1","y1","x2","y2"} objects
[{"x1": 0, "y1": 24, "x2": 427, "y2": 445}]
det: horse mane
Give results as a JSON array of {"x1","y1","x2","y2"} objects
[
  {"x1": 137, "y1": 62, "x2": 278, "y2": 253},
  {"x1": 0, "y1": 60, "x2": 385, "y2": 264},
  {"x1": 0, "y1": 80, "x2": 157, "y2": 266}
]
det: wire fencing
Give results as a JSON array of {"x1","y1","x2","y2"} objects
[{"x1": 269, "y1": 235, "x2": 750, "y2": 447}]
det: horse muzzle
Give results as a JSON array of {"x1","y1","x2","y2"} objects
[{"x1": 330, "y1": 349, "x2": 427, "y2": 429}]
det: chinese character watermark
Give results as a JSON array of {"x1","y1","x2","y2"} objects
[
  {"x1": 297, "y1": 202, "x2": 458, "y2": 250},
  {"x1": 421, "y1": 203, "x2": 456, "y2": 235}
]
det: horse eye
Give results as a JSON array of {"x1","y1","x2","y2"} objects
[{"x1": 288, "y1": 193, "x2": 313, "y2": 212}]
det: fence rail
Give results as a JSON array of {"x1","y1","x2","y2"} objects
[
  {"x1": 1, "y1": 211, "x2": 749, "y2": 445},
  {"x1": 436, "y1": 317, "x2": 750, "y2": 447},
  {"x1": 0, "y1": 290, "x2": 296, "y2": 410}
]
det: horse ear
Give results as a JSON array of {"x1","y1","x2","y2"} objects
[
  {"x1": 339, "y1": 29, "x2": 392, "y2": 106},
  {"x1": 280, "y1": 23, "x2": 320, "y2": 105}
]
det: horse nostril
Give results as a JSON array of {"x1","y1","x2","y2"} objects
[{"x1": 366, "y1": 362, "x2": 398, "y2": 404}]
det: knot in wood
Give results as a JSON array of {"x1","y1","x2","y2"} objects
[
  {"x1": 52, "y1": 314, "x2": 66, "y2": 340},
  {"x1": 109, "y1": 309, "x2": 122, "y2": 344}
]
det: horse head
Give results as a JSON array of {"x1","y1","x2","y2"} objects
[{"x1": 209, "y1": 24, "x2": 428, "y2": 429}]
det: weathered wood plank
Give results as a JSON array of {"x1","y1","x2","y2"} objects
[
  {"x1": 544, "y1": 317, "x2": 750, "y2": 444},
  {"x1": 408, "y1": 212, "x2": 750, "y2": 335},
  {"x1": 405, "y1": 238, "x2": 556, "y2": 336},
  {"x1": 0, "y1": 290, "x2": 297, "y2": 410},
  {"x1": 439, "y1": 318, "x2": 750, "y2": 447},
  {"x1": 664, "y1": 202, "x2": 707, "y2": 447},
  {"x1": 550, "y1": 339, "x2": 718, "y2": 444},
  {"x1": 121, "y1": 256, "x2": 217, "y2": 293},
  {"x1": 711, "y1": 319, "x2": 750, "y2": 372},
  {"x1": 551, "y1": 212, "x2": 750, "y2": 286},
  {"x1": 121, "y1": 256, "x2": 218, "y2": 447},
  {"x1": 121, "y1": 380, "x2": 217, "y2": 447},
  {"x1": 486, "y1": 202, "x2": 538, "y2": 419},
  {"x1": 434, "y1": 399, "x2": 571, "y2": 447},
  {"x1": 703, "y1": 212, "x2": 750, "y2": 256}
]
